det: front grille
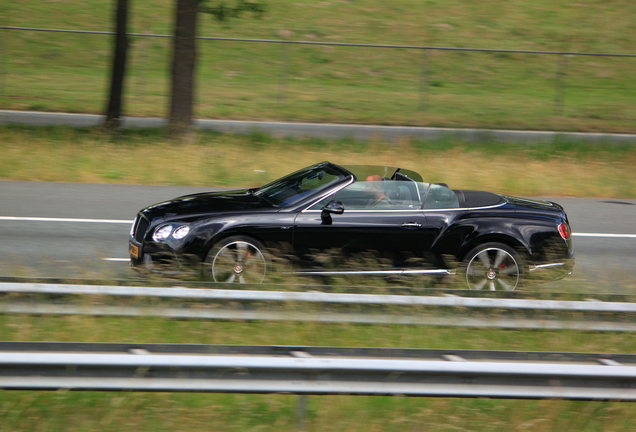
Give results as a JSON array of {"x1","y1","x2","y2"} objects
[{"x1": 134, "y1": 215, "x2": 150, "y2": 243}]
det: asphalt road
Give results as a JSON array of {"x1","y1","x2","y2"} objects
[{"x1": 1, "y1": 180, "x2": 635, "y2": 292}]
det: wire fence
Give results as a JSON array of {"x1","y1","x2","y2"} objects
[{"x1": 1, "y1": 26, "x2": 635, "y2": 126}]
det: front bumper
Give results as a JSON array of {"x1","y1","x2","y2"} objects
[{"x1": 129, "y1": 237, "x2": 200, "y2": 275}]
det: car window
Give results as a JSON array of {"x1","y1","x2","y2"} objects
[{"x1": 309, "y1": 179, "x2": 425, "y2": 210}]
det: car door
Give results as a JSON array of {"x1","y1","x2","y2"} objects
[
  {"x1": 292, "y1": 209, "x2": 428, "y2": 271},
  {"x1": 291, "y1": 181, "x2": 428, "y2": 272}
]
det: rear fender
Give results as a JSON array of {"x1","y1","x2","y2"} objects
[{"x1": 459, "y1": 232, "x2": 530, "y2": 264}]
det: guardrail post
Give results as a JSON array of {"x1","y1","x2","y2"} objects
[
  {"x1": 554, "y1": 54, "x2": 568, "y2": 116},
  {"x1": 278, "y1": 42, "x2": 290, "y2": 107},
  {"x1": 0, "y1": 28, "x2": 6, "y2": 96},
  {"x1": 418, "y1": 48, "x2": 430, "y2": 111},
  {"x1": 134, "y1": 32, "x2": 148, "y2": 103},
  {"x1": 296, "y1": 395, "x2": 307, "y2": 430}
]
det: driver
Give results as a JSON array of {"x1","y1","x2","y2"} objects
[{"x1": 364, "y1": 175, "x2": 393, "y2": 208}]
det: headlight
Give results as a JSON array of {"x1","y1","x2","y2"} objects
[
  {"x1": 152, "y1": 225, "x2": 173, "y2": 242},
  {"x1": 173, "y1": 226, "x2": 190, "y2": 239}
]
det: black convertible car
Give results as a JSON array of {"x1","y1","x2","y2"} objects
[{"x1": 129, "y1": 162, "x2": 573, "y2": 290}]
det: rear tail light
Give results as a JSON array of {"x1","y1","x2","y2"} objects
[{"x1": 558, "y1": 222, "x2": 571, "y2": 240}]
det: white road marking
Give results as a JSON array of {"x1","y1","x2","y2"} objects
[
  {"x1": 572, "y1": 233, "x2": 636, "y2": 239},
  {"x1": 0, "y1": 216, "x2": 132, "y2": 224},
  {"x1": 102, "y1": 258, "x2": 130, "y2": 262}
]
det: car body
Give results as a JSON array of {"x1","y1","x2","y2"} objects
[{"x1": 129, "y1": 161, "x2": 574, "y2": 290}]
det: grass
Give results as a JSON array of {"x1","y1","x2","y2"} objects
[
  {"x1": 2, "y1": 314, "x2": 636, "y2": 431},
  {"x1": 1, "y1": 125, "x2": 635, "y2": 198},
  {"x1": 2, "y1": 392, "x2": 634, "y2": 432},
  {"x1": 1, "y1": 1, "x2": 636, "y2": 132}
]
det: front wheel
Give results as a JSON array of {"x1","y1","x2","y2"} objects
[
  {"x1": 463, "y1": 243, "x2": 523, "y2": 291},
  {"x1": 205, "y1": 236, "x2": 268, "y2": 283}
]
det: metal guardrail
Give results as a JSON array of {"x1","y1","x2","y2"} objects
[
  {"x1": 1, "y1": 342, "x2": 636, "y2": 400},
  {"x1": 1, "y1": 282, "x2": 634, "y2": 311},
  {"x1": 2, "y1": 282, "x2": 636, "y2": 331}
]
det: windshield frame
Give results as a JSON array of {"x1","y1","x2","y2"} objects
[
  {"x1": 253, "y1": 162, "x2": 351, "y2": 209},
  {"x1": 340, "y1": 165, "x2": 423, "y2": 183}
]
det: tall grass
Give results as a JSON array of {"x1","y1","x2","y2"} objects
[{"x1": 1, "y1": 125, "x2": 635, "y2": 198}]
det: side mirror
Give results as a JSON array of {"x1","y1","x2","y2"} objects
[
  {"x1": 322, "y1": 200, "x2": 345, "y2": 215},
  {"x1": 321, "y1": 200, "x2": 344, "y2": 225}
]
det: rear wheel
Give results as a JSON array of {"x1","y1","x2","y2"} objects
[
  {"x1": 463, "y1": 243, "x2": 523, "y2": 291},
  {"x1": 205, "y1": 236, "x2": 268, "y2": 283}
]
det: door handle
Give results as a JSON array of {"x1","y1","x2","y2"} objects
[{"x1": 401, "y1": 222, "x2": 422, "y2": 228}]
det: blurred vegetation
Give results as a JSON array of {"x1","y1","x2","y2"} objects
[
  {"x1": 1, "y1": 125, "x2": 635, "y2": 198},
  {"x1": 2, "y1": 390, "x2": 635, "y2": 432},
  {"x1": 0, "y1": 1, "x2": 635, "y2": 132}
]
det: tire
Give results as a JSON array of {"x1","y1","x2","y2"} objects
[
  {"x1": 462, "y1": 242, "x2": 523, "y2": 291},
  {"x1": 205, "y1": 236, "x2": 268, "y2": 283}
]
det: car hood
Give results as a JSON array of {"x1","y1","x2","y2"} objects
[{"x1": 139, "y1": 189, "x2": 274, "y2": 221}]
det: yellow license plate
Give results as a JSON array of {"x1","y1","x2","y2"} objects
[{"x1": 129, "y1": 242, "x2": 139, "y2": 258}]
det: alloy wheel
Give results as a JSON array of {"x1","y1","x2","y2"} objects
[
  {"x1": 466, "y1": 247, "x2": 520, "y2": 291},
  {"x1": 211, "y1": 240, "x2": 267, "y2": 283}
]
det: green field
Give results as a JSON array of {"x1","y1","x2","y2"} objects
[{"x1": 1, "y1": 1, "x2": 635, "y2": 132}]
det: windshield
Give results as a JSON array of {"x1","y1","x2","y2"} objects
[{"x1": 254, "y1": 164, "x2": 347, "y2": 207}]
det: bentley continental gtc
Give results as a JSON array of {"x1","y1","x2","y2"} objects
[{"x1": 129, "y1": 162, "x2": 574, "y2": 290}]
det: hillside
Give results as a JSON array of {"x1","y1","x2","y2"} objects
[{"x1": 1, "y1": 1, "x2": 635, "y2": 132}]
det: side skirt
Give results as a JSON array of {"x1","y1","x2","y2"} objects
[{"x1": 291, "y1": 269, "x2": 454, "y2": 276}]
